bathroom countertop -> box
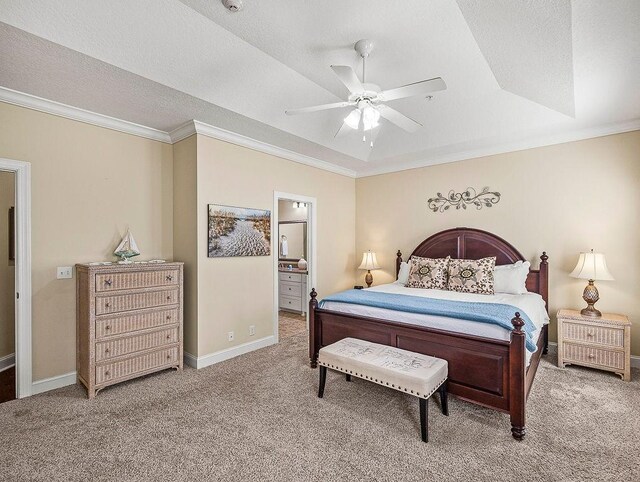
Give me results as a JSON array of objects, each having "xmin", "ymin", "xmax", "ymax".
[{"xmin": 278, "ymin": 267, "xmax": 308, "ymax": 274}]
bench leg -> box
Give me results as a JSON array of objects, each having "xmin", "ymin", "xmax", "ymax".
[
  {"xmin": 419, "ymin": 398, "xmax": 428, "ymax": 443},
  {"xmin": 318, "ymin": 366, "xmax": 327, "ymax": 398},
  {"xmin": 438, "ymin": 382, "xmax": 449, "ymax": 416},
  {"xmin": 345, "ymin": 374, "xmax": 351, "ymax": 382}
]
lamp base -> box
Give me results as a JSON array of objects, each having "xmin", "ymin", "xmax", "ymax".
[
  {"xmin": 365, "ymin": 270, "xmax": 373, "ymax": 288},
  {"xmin": 580, "ymin": 279, "xmax": 601, "ymax": 318}
]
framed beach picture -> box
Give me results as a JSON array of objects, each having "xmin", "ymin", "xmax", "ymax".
[{"xmin": 208, "ymin": 204, "xmax": 271, "ymax": 257}]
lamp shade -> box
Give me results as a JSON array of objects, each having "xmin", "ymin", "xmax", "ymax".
[
  {"xmin": 358, "ymin": 251, "xmax": 381, "ymax": 271},
  {"xmin": 570, "ymin": 250, "xmax": 614, "ymax": 281}
]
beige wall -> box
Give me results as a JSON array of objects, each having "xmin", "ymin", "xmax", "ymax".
[
  {"xmin": 172, "ymin": 135, "xmax": 198, "ymax": 355},
  {"xmin": 356, "ymin": 130, "xmax": 640, "ymax": 355},
  {"xmin": 194, "ymin": 135, "xmax": 356, "ymax": 356},
  {"xmin": 0, "ymin": 102, "xmax": 174, "ymax": 380},
  {"xmin": 0, "ymin": 171, "xmax": 15, "ymax": 359}
]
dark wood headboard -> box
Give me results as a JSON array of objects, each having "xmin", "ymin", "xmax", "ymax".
[{"xmin": 396, "ymin": 227, "xmax": 549, "ymax": 309}]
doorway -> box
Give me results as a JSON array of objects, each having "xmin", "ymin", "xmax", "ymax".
[
  {"xmin": 0, "ymin": 170, "xmax": 15, "ymax": 403},
  {"xmin": 273, "ymin": 192, "xmax": 316, "ymax": 343},
  {"xmin": 0, "ymin": 158, "xmax": 32, "ymax": 399}
]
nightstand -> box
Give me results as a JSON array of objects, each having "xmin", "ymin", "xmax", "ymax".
[{"xmin": 557, "ymin": 309, "xmax": 631, "ymax": 381}]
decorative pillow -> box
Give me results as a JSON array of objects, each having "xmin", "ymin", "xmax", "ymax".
[
  {"xmin": 447, "ymin": 257, "xmax": 496, "ymax": 294},
  {"xmin": 397, "ymin": 261, "xmax": 411, "ymax": 285},
  {"xmin": 494, "ymin": 260, "xmax": 530, "ymax": 294},
  {"xmin": 406, "ymin": 256, "xmax": 450, "ymax": 290}
]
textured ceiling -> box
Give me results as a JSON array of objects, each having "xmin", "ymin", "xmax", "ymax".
[{"xmin": 0, "ymin": 0, "xmax": 638, "ymax": 176}]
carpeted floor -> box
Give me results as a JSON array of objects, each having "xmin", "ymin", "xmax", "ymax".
[
  {"xmin": 1, "ymin": 335, "xmax": 638, "ymax": 481},
  {"xmin": 278, "ymin": 310, "xmax": 307, "ymax": 339}
]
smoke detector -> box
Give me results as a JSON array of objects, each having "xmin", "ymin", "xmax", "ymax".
[{"xmin": 222, "ymin": 0, "xmax": 243, "ymax": 12}]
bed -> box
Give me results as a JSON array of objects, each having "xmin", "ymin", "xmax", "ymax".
[{"xmin": 308, "ymin": 227, "xmax": 549, "ymax": 440}]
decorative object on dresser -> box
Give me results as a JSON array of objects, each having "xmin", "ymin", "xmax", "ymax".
[
  {"xmin": 358, "ymin": 250, "xmax": 380, "ymax": 288},
  {"xmin": 557, "ymin": 309, "xmax": 631, "ymax": 381},
  {"xmin": 279, "ymin": 270, "xmax": 307, "ymax": 315},
  {"xmin": 114, "ymin": 229, "xmax": 140, "ymax": 264},
  {"xmin": 427, "ymin": 187, "xmax": 501, "ymax": 213},
  {"xmin": 76, "ymin": 262, "xmax": 184, "ymax": 398},
  {"xmin": 208, "ymin": 204, "xmax": 271, "ymax": 258},
  {"xmin": 569, "ymin": 250, "xmax": 614, "ymax": 317}
]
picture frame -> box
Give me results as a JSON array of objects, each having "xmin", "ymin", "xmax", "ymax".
[{"xmin": 208, "ymin": 204, "xmax": 271, "ymax": 258}]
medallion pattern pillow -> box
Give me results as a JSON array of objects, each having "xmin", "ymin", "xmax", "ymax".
[
  {"xmin": 406, "ymin": 256, "xmax": 450, "ymax": 290},
  {"xmin": 447, "ymin": 257, "xmax": 496, "ymax": 294}
]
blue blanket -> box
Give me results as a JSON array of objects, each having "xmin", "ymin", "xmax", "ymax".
[{"xmin": 319, "ymin": 289, "xmax": 538, "ymax": 353}]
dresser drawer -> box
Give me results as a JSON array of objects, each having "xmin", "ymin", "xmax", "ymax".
[
  {"xmin": 562, "ymin": 322, "xmax": 624, "ymax": 348},
  {"xmin": 279, "ymin": 272, "xmax": 301, "ymax": 283},
  {"xmin": 95, "ymin": 269, "xmax": 179, "ymax": 292},
  {"xmin": 280, "ymin": 294, "xmax": 302, "ymax": 311},
  {"xmin": 280, "ymin": 281, "xmax": 302, "ymax": 297},
  {"xmin": 562, "ymin": 342, "xmax": 625, "ymax": 370},
  {"xmin": 96, "ymin": 289, "xmax": 178, "ymax": 315},
  {"xmin": 95, "ymin": 327, "xmax": 179, "ymax": 362},
  {"xmin": 96, "ymin": 309, "xmax": 178, "ymax": 339},
  {"xmin": 95, "ymin": 346, "xmax": 179, "ymax": 385}
]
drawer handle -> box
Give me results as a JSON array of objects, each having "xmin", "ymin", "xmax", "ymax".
[
  {"xmin": 166, "ymin": 315, "xmax": 172, "ymax": 320},
  {"xmin": 166, "ymin": 275, "xmax": 173, "ymax": 281},
  {"xmin": 105, "ymin": 370, "xmax": 110, "ymax": 376},
  {"xmin": 166, "ymin": 355, "xmax": 171, "ymax": 360},
  {"xmin": 166, "ymin": 335, "xmax": 171, "ymax": 340},
  {"xmin": 105, "ymin": 348, "xmax": 110, "ymax": 354},
  {"xmin": 588, "ymin": 353, "xmax": 595, "ymax": 359},
  {"xmin": 166, "ymin": 295, "xmax": 171, "ymax": 300},
  {"xmin": 104, "ymin": 279, "xmax": 112, "ymax": 286},
  {"xmin": 105, "ymin": 302, "xmax": 110, "ymax": 308},
  {"xmin": 105, "ymin": 325, "xmax": 111, "ymax": 331},
  {"xmin": 587, "ymin": 331, "xmax": 594, "ymax": 337}
]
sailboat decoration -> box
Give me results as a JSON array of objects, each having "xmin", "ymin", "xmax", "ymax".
[{"xmin": 114, "ymin": 229, "xmax": 140, "ymax": 264}]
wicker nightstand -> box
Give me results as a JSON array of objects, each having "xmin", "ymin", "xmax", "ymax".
[{"xmin": 557, "ymin": 309, "xmax": 631, "ymax": 381}]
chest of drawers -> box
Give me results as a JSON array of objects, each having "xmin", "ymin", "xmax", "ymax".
[
  {"xmin": 76, "ymin": 262, "xmax": 184, "ymax": 398},
  {"xmin": 556, "ymin": 309, "xmax": 631, "ymax": 381}
]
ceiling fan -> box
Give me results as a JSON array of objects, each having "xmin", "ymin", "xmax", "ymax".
[{"xmin": 285, "ymin": 39, "xmax": 446, "ymax": 147}]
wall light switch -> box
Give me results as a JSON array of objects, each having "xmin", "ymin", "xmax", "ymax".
[
  {"xmin": 56, "ymin": 266, "xmax": 73, "ymax": 279},
  {"xmin": 249, "ymin": 325, "xmax": 256, "ymax": 336}
]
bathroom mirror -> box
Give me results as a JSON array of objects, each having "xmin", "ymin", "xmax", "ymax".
[{"xmin": 278, "ymin": 221, "xmax": 307, "ymax": 261}]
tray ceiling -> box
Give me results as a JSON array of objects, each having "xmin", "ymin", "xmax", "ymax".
[{"xmin": 0, "ymin": 0, "xmax": 638, "ymax": 177}]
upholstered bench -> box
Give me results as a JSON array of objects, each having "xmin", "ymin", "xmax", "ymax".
[{"xmin": 317, "ymin": 337, "xmax": 449, "ymax": 442}]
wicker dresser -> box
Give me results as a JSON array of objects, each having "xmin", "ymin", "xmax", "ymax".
[
  {"xmin": 76, "ymin": 262, "xmax": 184, "ymax": 398},
  {"xmin": 557, "ymin": 309, "xmax": 631, "ymax": 381}
]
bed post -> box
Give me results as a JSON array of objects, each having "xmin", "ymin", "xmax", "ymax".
[
  {"xmin": 309, "ymin": 289, "xmax": 319, "ymax": 368},
  {"xmin": 509, "ymin": 313, "xmax": 526, "ymax": 441},
  {"xmin": 396, "ymin": 250, "xmax": 403, "ymax": 279},
  {"xmin": 539, "ymin": 252, "xmax": 549, "ymax": 354}
]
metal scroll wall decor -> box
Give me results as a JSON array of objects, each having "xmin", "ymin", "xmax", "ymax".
[{"xmin": 427, "ymin": 187, "xmax": 501, "ymax": 213}]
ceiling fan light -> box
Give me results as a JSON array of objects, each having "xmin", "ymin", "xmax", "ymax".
[
  {"xmin": 344, "ymin": 109, "xmax": 361, "ymax": 129},
  {"xmin": 362, "ymin": 106, "xmax": 380, "ymax": 131}
]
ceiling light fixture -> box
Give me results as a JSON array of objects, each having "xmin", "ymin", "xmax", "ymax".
[{"xmin": 222, "ymin": 0, "xmax": 243, "ymax": 12}]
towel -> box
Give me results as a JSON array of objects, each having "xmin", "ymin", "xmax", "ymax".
[{"xmin": 280, "ymin": 238, "xmax": 288, "ymax": 257}]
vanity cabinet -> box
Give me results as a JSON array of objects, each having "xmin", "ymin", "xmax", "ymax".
[{"xmin": 279, "ymin": 271, "xmax": 307, "ymax": 314}]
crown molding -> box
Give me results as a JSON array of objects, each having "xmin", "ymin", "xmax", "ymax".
[
  {"xmin": 179, "ymin": 120, "xmax": 357, "ymax": 178},
  {"xmin": 0, "ymin": 86, "xmax": 172, "ymax": 143},
  {"xmin": 357, "ymin": 118, "xmax": 640, "ymax": 178}
]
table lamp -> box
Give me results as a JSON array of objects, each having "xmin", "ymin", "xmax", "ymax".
[
  {"xmin": 569, "ymin": 249, "xmax": 614, "ymax": 317},
  {"xmin": 358, "ymin": 251, "xmax": 380, "ymax": 288}
]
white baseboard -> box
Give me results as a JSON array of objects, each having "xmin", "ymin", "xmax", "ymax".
[
  {"xmin": 31, "ymin": 371, "xmax": 77, "ymax": 395},
  {"xmin": 184, "ymin": 335, "xmax": 276, "ymax": 370},
  {"xmin": 547, "ymin": 341, "xmax": 640, "ymax": 368},
  {"xmin": 0, "ymin": 353, "xmax": 15, "ymax": 372}
]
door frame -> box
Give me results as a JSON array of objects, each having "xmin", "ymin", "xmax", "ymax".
[
  {"xmin": 0, "ymin": 158, "xmax": 32, "ymax": 398},
  {"xmin": 272, "ymin": 191, "xmax": 317, "ymax": 343}
]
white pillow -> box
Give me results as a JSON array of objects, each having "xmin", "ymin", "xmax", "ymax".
[
  {"xmin": 494, "ymin": 260, "xmax": 530, "ymax": 294},
  {"xmin": 397, "ymin": 261, "xmax": 411, "ymax": 285}
]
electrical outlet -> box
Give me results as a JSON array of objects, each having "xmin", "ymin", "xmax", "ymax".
[
  {"xmin": 249, "ymin": 325, "xmax": 256, "ymax": 336},
  {"xmin": 56, "ymin": 266, "xmax": 73, "ymax": 279},
  {"xmin": 228, "ymin": 331, "xmax": 234, "ymax": 342}
]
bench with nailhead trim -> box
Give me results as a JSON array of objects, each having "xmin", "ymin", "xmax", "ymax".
[{"xmin": 317, "ymin": 337, "xmax": 449, "ymax": 443}]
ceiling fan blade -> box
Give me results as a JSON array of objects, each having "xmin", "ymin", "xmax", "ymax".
[
  {"xmin": 380, "ymin": 77, "xmax": 446, "ymax": 102},
  {"xmin": 377, "ymin": 105, "xmax": 423, "ymax": 133},
  {"xmin": 285, "ymin": 101, "xmax": 354, "ymax": 116},
  {"xmin": 331, "ymin": 65, "xmax": 365, "ymax": 94}
]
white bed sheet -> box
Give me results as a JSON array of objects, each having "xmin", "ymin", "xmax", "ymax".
[{"xmin": 321, "ymin": 283, "xmax": 550, "ymax": 365}]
